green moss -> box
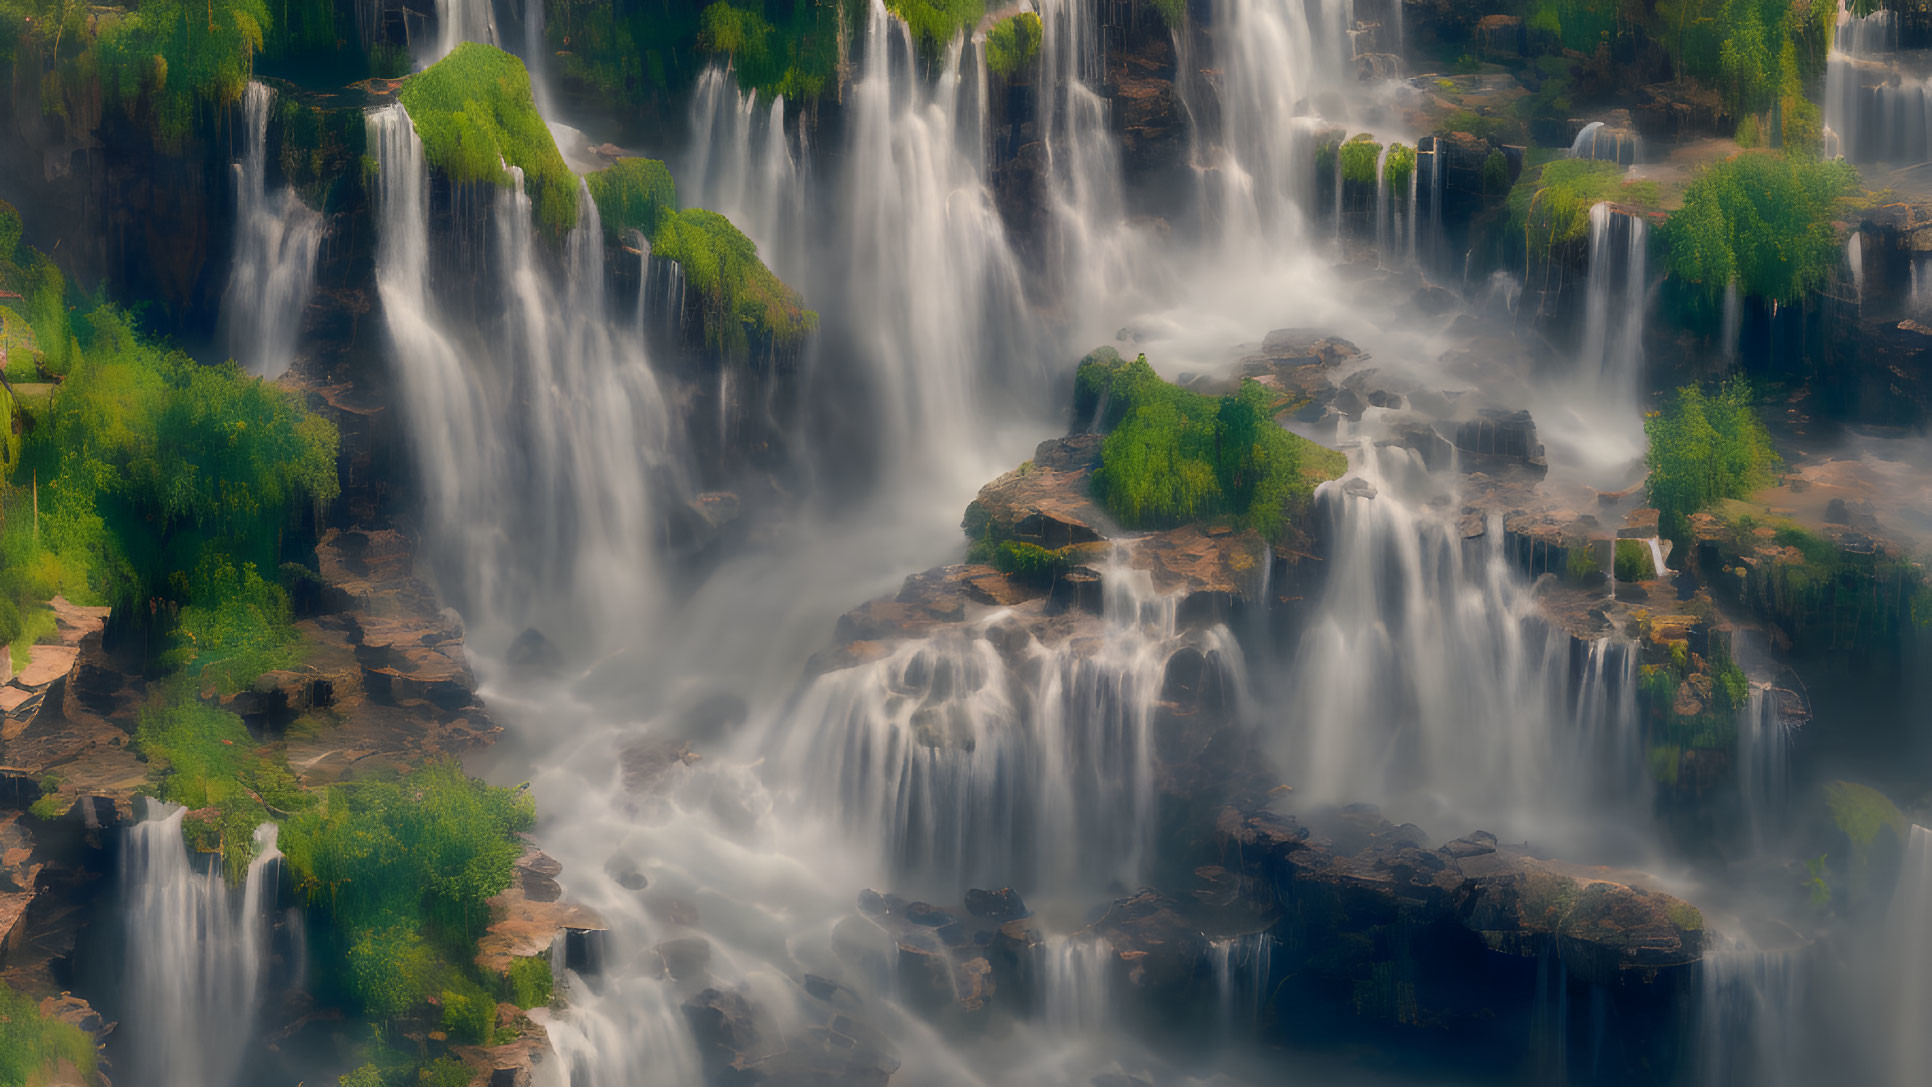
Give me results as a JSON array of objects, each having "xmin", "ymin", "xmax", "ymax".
[
  {"xmin": 1148, "ymin": 0, "xmax": 1186, "ymax": 25},
  {"xmin": 992, "ymin": 540, "xmax": 1075, "ymax": 587},
  {"xmin": 1564, "ymin": 544, "xmax": 1601, "ymax": 583},
  {"xmin": 1824, "ymin": 781, "xmax": 1906, "ymax": 854},
  {"xmin": 1077, "ymin": 350, "xmax": 1343, "ymax": 543},
  {"xmin": 134, "ymin": 689, "xmax": 308, "ymax": 881},
  {"xmin": 985, "ymin": 12, "xmax": 1042, "ymax": 78},
  {"xmin": 1645, "ymin": 378, "xmax": 1780, "ymax": 543},
  {"xmin": 275, "ymin": 97, "xmax": 370, "ymax": 212},
  {"xmin": 1382, "ymin": 143, "xmax": 1416, "ymax": 190},
  {"xmin": 399, "ymin": 44, "xmax": 578, "ymax": 236},
  {"xmin": 652, "ymin": 208, "xmax": 816, "ymax": 354},
  {"xmin": 89, "ymin": 0, "xmax": 268, "ymax": 147},
  {"xmin": 439, "ymin": 977, "xmax": 497, "ymax": 1044},
  {"xmin": 503, "ymin": 955, "xmax": 554, "ymax": 1009},
  {"xmin": 1614, "ymin": 538, "xmax": 1652, "ymax": 582},
  {"xmin": 159, "ymin": 553, "xmax": 301, "ymax": 696},
  {"xmin": 884, "ymin": 0, "xmax": 985, "ymax": 55},
  {"xmin": 1647, "ymin": 743, "xmax": 1682, "ymax": 786},
  {"xmin": 586, "ymin": 158, "xmax": 677, "ymax": 242},
  {"xmin": 0, "ymin": 982, "xmax": 97, "ymax": 1085},
  {"xmin": 1339, "ymin": 136, "xmax": 1381, "ymax": 186},
  {"xmin": 1506, "ymin": 159, "xmax": 1659, "ymax": 257},
  {"xmin": 1440, "ymin": 109, "xmax": 1527, "ymax": 146},
  {"xmin": 1666, "ymin": 902, "xmax": 1704, "ymax": 932},
  {"xmin": 694, "ymin": 0, "xmax": 852, "ymax": 98},
  {"xmin": 1660, "ymin": 151, "xmax": 1857, "ymax": 304}
]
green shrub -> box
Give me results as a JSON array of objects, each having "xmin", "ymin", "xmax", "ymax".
[
  {"xmin": 419, "ymin": 1058, "xmax": 472, "ymax": 1087},
  {"xmin": 693, "ymin": 0, "xmax": 850, "ymax": 98},
  {"xmin": 1078, "ymin": 351, "xmax": 1344, "ymax": 541},
  {"xmin": 1660, "ymin": 151, "xmax": 1857, "ymax": 304},
  {"xmin": 440, "ymin": 978, "xmax": 497, "ymax": 1044},
  {"xmin": 160, "ymin": 552, "xmax": 300, "ymax": 695},
  {"xmin": 340, "ymin": 1066, "xmax": 385, "ymax": 1087},
  {"xmin": 1383, "ymin": 144, "xmax": 1416, "ymax": 190},
  {"xmin": 134, "ymin": 689, "xmax": 308, "ymax": 880},
  {"xmin": 586, "ymin": 158, "xmax": 677, "ymax": 241},
  {"xmin": 503, "ymin": 955, "xmax": 554, "ymax": 1008},
  {"xmin": 1339, "ymin": 136, "xmax": 1381, "ymax": 185},
  {"xmin": 985, "ymin": 12, "xmax": 1042, "ymax": 78},
  {"xmin": 652, "ymin": 208, "xmax": 816, "ymax": 354},
  {"xmin": 399, "ymin": 44, "xmax": 578, "ymax": 236},
  {"xmin": 1506, "ymin": 158, "xmax": 1659, "ymax": 256},
  {"xmin": 1644, "ymin": 378, "xmax": 1781, "ymax": 541},
  {"xmin": 884, "ymin": 0, "xmax": 985, "ymax": 55},
  {"xmin": 1564, "ymin": 544, "xmax": 1601, "ymax": 582},
  {"xmin": 993, "ymin": 540, "xmax": 1074, "ymax": 587},
  {"xmin": 1149, "ymin": 0, "xmax": 1185, "ymax": 25},
  {"xmin": 1614, "ymin": 538, "xmax": 1652, "ymax": 581},
  {"xmin": 93, "ymin": 0, "xmax": 268, "ymax": 147},
  {"xmin": 0, "ymin": 983, "xmax": 97, "ymax": 1085}
]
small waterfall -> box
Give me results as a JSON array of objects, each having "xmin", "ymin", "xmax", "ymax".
[
  {"xmin": 430, "ymin": 0, "xmax": 496, "ymax": 63},
  {"xmin": 1044, "ymin": 934, "xmax": 1114, "ymax": 1032},
  {"xmin": 1735, "ymin": 684, "xmax": 1793, "ymax": 850},
  {"xmin": 776, "ymin": 556, "xmax": 1227, "ymax": 899},
  {"xmin": 1697, "ymin": 938, "xmax": 1806, "ymax": 1087},
  {"xmin": 220, "ymin": 81, "xmax": 322, "ymax": 379},
  {"xmin": 1569, "ymin": 121, "xmax": 1640, "ymax": 165},
  {"xmin": 1579, "ymin": 203, "xmax": 1648, "ymax": 404},
  {"xmin": 1886, "ymin": 825, "xmax": 1932, "ymax": 1085},
  {"xmin": 1210, "ymin": 932, "xmax": 1274, "ymax": 1036},
  {"xmin": 367, "ymin": 104, "xmax": 671, "ymax": 653},
  {"xmin": 1721, "ymin": 280, "xmax": 1742, "ymax": 361},
  {"xmin": 1279, "ymin": 441, "xmax": 1646, "ymax": 851},
  {"xmin": 1824, "ymin": 5, "xmax": 1928, "ymax": 163},
  {"xmin": 1848, "ymin": 232, "xmax": 1866, "ymax": 302},
  {"xmin": 681, "ymin": 66, "xmax": 805, "ymax": 277},
  {"xmin": 121, "ymin": 801, "xmax": 282, "ymax": 1087},
  {"xmin": 1374, "ymin": 142, "xmax": 1392, "ymax": 259},
  {"xmin": 1646, "ymin": 536, "xmax": 1668, "ymax": 578}
]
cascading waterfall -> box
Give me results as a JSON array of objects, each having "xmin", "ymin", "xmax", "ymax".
[
  {"xmin": 1735, "ymin": 684, "xmax": 1793, "ymax": 850},
  {"xmin": 121, "ymin": 801, "xmax": 283, "ymax": 1087},
  {"xmin": 220, "ymin": 81, "xmax": 322, "ymax": 379},
  {"xmin": 1044, "ymin": 934, "xmax": 1115, "ymax": 1033},
  {"xmin": 366, "ymin": 104, "xmax": 672, "ymax": 653},
  {"xmin": 1824, "ymin": 4, "xmax": 1929, "ymax": 163},
  {"xmin": 774, "ymin": 556, "xmax": 1230, "ymax": 899},
  {"xmin": 430, "ymin": 0, "xmax": 496, "ymax": 63},
  {"xmin": 1697, "ymin": 938, "xmax": 1807, "ymax": 1087},
  {"xmin": 681, "ymin": 65, "xmax": 806, "ymax": 276},
  {"xmin": 1278, "ymin": 436, "xmax": 1646, "ymax": 850},
  {"xmin": 1885, "ymin": 825, "xmax": 1932, "ymax": 1086},
  {"xmin": 1210, "ymin": 932, "xmax": 1275, "ymax": 1036},
  {"xmin": 1579, "ymin": 202, "xmax": 1649, "ymax": 405}
]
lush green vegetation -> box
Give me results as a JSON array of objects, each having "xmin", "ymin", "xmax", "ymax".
[
  {"xmin": 0, "ymin": 983, "xmax": 96, "ymax": 1087},
  {"xmin": 1075, "ymin": 348, "xmax": 1345, "ymax": 542},
  {"xmin": 884, "ymin": 0, "xmax": 985, "ymax": 55},
  {"xmin": 276, "ymin": 96, "xmax": 372, "ymax": 213},
  {"xmin": 1148, "ymin": 0, "xmax": 1186, "ymax": 26},
  {"xmin": 1660, "ymin": 152, "xmax": 1857, "ymax": 305},
  {"xmin": 1639, "ymin": 634, "xmax": 1750, "ymax": 755},
  {"xmin": 1711, "ymin": 510, "xmax": 1932, "ymax": 655},
  {"xmin": 504, "ymin": 955, "xmax": 555, "ymax": 1009},
  {"xmin": 696, "ymin": 0, "xmax": 855, "ymax": 98},
  {"xmin": 280, "ymin": 761, "xmax": 535, "ymax": 1024},
  {"xmin": 1644, "ymin": 379, "xmax": 1781, "ymax": 542},
  {"xmin": 1506, "ymin": 158, "xmax": 1659, "ymax": 256},
  {"xmin": 400, "ymin": 44, "xmax": 580, "ymax": 236},
  {"xmin": 1614, "ymin": 538, "xmax": 1652, "ymax": 582},
  {"xmin": 985, "ymin": 11, "xmax": 1042, "ymax": 78},
  {"xmin": 587, "ymin": 158, "xmax": 678, "ymax": 241},
  {"xmin": 136, "ymin": 691, "xmax": 309, "ymax": 878},
  {"xmin": 1339, "ymin": 136, "xmax": 1382, "ymax": 186},
  {"xmin": 1383, "ymin": 144, "xmax": 1417, "ymax": 190},
  {"xmin": 653, "ymin": 208, "xmax": 817, "ymax": 354}
]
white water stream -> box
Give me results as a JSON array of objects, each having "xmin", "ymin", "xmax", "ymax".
[{"xmin": 220, "ymin": 81, "xmax": 322, "ymax": 379}]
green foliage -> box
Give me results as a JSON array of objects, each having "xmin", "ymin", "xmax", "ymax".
[
  {"xmin": 92, "ymin": 0, "xmax": 268, "ymax": 146},
  {"xmin": 1077, "ymin": 351, "xmax": 1343, "ymax": 542},
  {"xmin": 281, "ymin": 761, "xmax": 534, "ymax": 1019},
  {"xmin": 693, "ymin": 0, "xmax": 852, "ymax": 98},
  {"xmin": 134, "ymin": 689, "xmax": 307, "ymax": 880},
  {"xmin": 1439, "ymin": 108, "xmax": 1527, "ymax": 146},
  {"xmin": 1148, "ymin": 0, "xmax": 1186, "ymax": 25},
  {"xmin": 0, "ymin": 983, "xmax": 97, "ymax": 1086},
  {"xmin": 159, "ymin": 552, "xmax": 300, "ymax": 695},
  {"xmin": 276, "ymin": 97, "xmax": 371, "ymax": 212},
  {"xmin": 586, "ymin": 158, "xmax": 677, "ymax": 242},
  {"xmin": 1666, "ymin": 902, "xmax": 1705, "ymax": 932},
  {"xmin": 1644, "ymin": 378, "xmax": 1781, "ymax": 542},
  {"xmin": 1803, "ymin": 854, "xmax": 1832, "ymax": 910},
  {"xmin": 991, "ymin": 540, "xmax": 1075, "ymax": 587},
  {"xmin": 1564, "ymin": 544, "xmax": 1601, "ymax": 582},
  {"xmin": 439, "ymin": 978, "xmax": 497, "ymax": 1044},
  {"xmin": 1481, "ymin": 150, "xmax": 1510, "ymax": 196},
  {"xmin": 1614, "ymin": 538, "xmax": 1652, "ymax": 581},
  {"xmin": 1383, "ymin": 144, "xmax": 1416, "ymax": 190},
  {"xmin": 883, "ymin": 0, "xmax": 985, "ymax": 55},
  {"xmin": 652, "ymin": 208, "xmax": 816, "ymax": 354},
  {"xmin": 1506, "ymin": 159, "xmax": 1659, "ymax": 257},
  {"xmin": 1646, "ymin": 742, "xmax": 1682, "ymax": 785},
  {"xmin": 984, "ymin": 12, "xmax": 1042, "ymax": 78},
  {"xmin": 1824, "ymin": 780, "xmax": 1906, "ymax": 852},
  {"xmin": 1660, "ymin": 152, "xmax": 1857, "ymax": 304},
  {"xmin": 1525, "ymin": 0, "xmax": 1619, "ymax": 53},
  {"xmin": 418, "ymin": 1059, "xmax": 473, "ymax": 1087},
  {"xmin": 504, "ymin": 955, "xmax": 554, "ymax": 1009},
  {"xmin": 340, "ymin": 1066, "xmax": 385, "ymax": 1087},
  {"xmin": 399, "ymin": 44, "xmax": 578, "ymax": 236},
  {"xmin": 1339, "ymin": 136, "xmax": 1382, "ymax": 186}
]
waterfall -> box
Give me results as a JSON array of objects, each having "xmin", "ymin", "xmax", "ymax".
[
  {"xmin": 367, "ymin": 104, "xmax": 671, "ymax": 654},
  {"xmin": 1569, "ymin": 121, "xmax": 1640, "ymax": 165},
  {"xmin": 774, "ymin": 555, "xmax": 1227, "ymax": 899},
  {"xmin": 1210, "ymin": 932, "xmax": 1274, "ymax": 1036},
  {"xmin": 1824, "ymin": 5, "xmax": 1927, "ymax": 163},
  {"xmin": 1735, "ymin": 684, "xmax": 1792, "ymax": 850},
  {"xmin": 1277, "ymin": 441, "xmax": 1646, "ymax": 851},
  {"xmin": 681, "ymin": 66, "xmax": 805, "ymax": 277},
  {"xmin": 121, "ymin": 801, "xmax": 282, "ymax": 1087},
  {"xmin": 1579, "ymin": 203, "xmax": 1647, "ymax": 405},
  {"xmin": 220, "ymin": 81, "xmax": 322, "ymax": 379},
  {"xmin": 1886, "ymin": 825, "xmax": 1932, "ymax": 1085},
  {"xmin": 1849, "ymin": 232, "xmax": 1866, "ymax": 302},
  {"xmin": 1044, "ymin": 934, "xmax": 1114, "ymax": 1033},
  {"xmin": 1697, "ymin": 938, "xmax": 1807, "ymax": 1087},
  {"xmin": 430, "ymin": 0, "xmax": 496, "ymax": 63}
]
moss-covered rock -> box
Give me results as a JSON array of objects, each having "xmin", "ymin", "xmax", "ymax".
[
  {"xmin": 985, "ymin": 11, "xmax": 1042, "ymax": 79},
  {"xmin": 399, "ymin": 43, "xmax": 578, "ymax": 236},
  {"xmin": 652, "ymin": 208, "xmax": 816, "ymax": 354},
  {"xmin": 587, "ymin": 157, "xmax": 677, "ymax": 241},
  {"xmin": 885, "ymin": 0, "xmax": 985, "ymax": 55}
]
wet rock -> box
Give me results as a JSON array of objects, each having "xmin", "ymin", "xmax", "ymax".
[
  {"xmin": 505, "ymin": 627, "xmax": 565, "ymax": 682},
  {"xmin": 963, "ymin": 887, "xmax": 1029, "ymax": 923},
  {"xmin": 655, "ymin": 937, "xmax": 713, "ymax": 982}
]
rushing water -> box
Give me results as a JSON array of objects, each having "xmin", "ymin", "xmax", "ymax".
[
  {"xmin": 120, "ymin": 801, "xmax": 283, "ymax": 1087},
  {"xmin": 1885, "ymin": 825, "xmax": 1932, "ymax": 1085},
  {"xmin": 1580, "ymin": 202, "xmax": 1649, "ymax": 408},
  {"xmin": 1824, "ymin": 4, "xmax": 1930, "ymax": 162},
  {"xmin": 220, "ymin": 81, "xmax": 322, "ymax": 379}
]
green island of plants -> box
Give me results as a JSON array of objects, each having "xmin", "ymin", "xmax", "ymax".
[
  {"xmin": 985, "ymin": 11, "xmax": 1043, "ymax": 78},
  {"xmin": 0, "ymin": 982, "xmax": 97, "ymax": 1087},
  {"xmin": 1659, "ymin": 151, "xmax": 1859, "ymax": 306},
  {"xmin": 587, "ymin": 157, "xmax": 679, "ymax": 241},
  {"xmin": 1506, "ymin": 157, "xmax": 1660, "ymax": 258},
  {"xmin": 652, "ymin": 208, "xmax": 818, "ymax": 354},
  {"xmin": 1074, "ymin": 348, "xmax": 1346, "ymax": 543},
  {"xmin": 1383, "ymin": 143, "xmax": 1417, "ymax": 189},
  {"xmin": 1644, "ymin": 378, "xmax": 1781, "ymax": 544},
  {"xmin": 400, "ymin": 43, "xmax": 580, "ymax": 236}
]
